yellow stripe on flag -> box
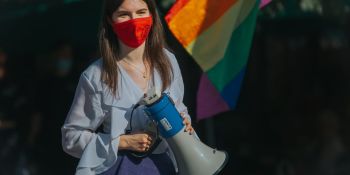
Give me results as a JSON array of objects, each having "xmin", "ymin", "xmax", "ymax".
[{"xmin": 185, "ymin": 0, "xmax": 257, "ymax": 71}]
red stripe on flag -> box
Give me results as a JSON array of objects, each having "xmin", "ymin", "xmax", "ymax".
[{"xmin": 165, "ymin": 0, "xmax": 190, "ymax": 23}]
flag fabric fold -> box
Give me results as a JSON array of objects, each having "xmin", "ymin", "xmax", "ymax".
[{"xmin": 166, "ymin": 0, "xmax": 270, "ymax": 120}]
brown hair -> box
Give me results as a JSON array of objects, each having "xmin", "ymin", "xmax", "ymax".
[{"xmin": 99, "ymin": 0, "xmax": 173, "ymax": 95}]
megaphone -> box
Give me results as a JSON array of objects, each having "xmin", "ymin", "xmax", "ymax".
[{"xmin": 143, "ymin": 91, "xmax": 228, "ymax": 175}]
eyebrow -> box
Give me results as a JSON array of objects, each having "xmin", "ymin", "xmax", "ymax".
[
  {"xmin": 116, "ymin": 8, "xmax": 148, "ymax": 13},
  {"xmin": 137, "ymin": 8, "xmax": 148, "ymax": 12}
]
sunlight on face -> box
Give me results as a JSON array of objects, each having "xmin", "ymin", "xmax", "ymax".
[{"xmin": 112, "ymin": 0, "xmax": 150, "ymax": 23}]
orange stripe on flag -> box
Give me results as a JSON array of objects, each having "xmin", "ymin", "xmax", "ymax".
[
  {"xmin": 165, "ymin": 0, "xmax": 190, "ymax": 23},
  {"xmin": 167, "ymin": 0, "xmax": 238, "ymax": 47}
]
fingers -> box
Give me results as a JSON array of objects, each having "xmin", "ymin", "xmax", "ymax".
[
  {"xmin": 132, "ymin": 133, "xmax": 152, "ymax": 142},
  {"xmin": 137, "ymin": 142, "xmax": 151, "ymax": 152},
  {"xmin": 181, "ymin": 113, "xmax": 190, "ymax": 125},
  {"xmin": 183, "ymin": 118, "xmax": 190, "ymax": 125},
  {"xmin": 185, "ymin": 126, "xmax": 194, "ymax": 135},
  {"xmin": 139, "ymin": 134, "xmax": 152, "ymax": 152},
  {"xmin": 189, "ymin": 127, "xmax": 194, "ymax": 135},
  {"xmin": 145, "ymin": 134, "xmax": 152, "ymax": 143},
  {"xmin": 127, "ymin": 132, "xmax": 153, "ymax": 152},
  {"xmin": 134, "ymin": 142, "xmax": 150, "ymax": 152},
  {"xmin": 181, "ymin": 114, "xmax": 194, "ymax": 135},
  {"xmin": 138, "ymin": 134, "xmax": 152, "ymax": 144},
  {"xmin": 143, "ymin": 145, "xmax": 150, "ymax": 152},
  {"xmin": 183, "ymin": 120, "xmax": 194, "ymax": 135}
]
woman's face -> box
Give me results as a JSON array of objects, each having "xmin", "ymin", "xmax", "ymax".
[{"xmin": 112, "ymin": 0, "xmax": 150, "ymax": 23}]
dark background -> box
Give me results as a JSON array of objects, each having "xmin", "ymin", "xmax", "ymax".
[{"xmin": 2, "ymin": 0, "xmax": 350, "ymax": 174}]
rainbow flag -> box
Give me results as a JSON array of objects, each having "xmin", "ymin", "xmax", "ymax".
[{"xmin": 166, "ymin": 0, "xmax": 270, "ymax": 120}]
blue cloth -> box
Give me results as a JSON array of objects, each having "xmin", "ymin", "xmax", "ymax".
[{"xmin": 99, "ymin": 152, "xmax": 176, "ymax": 175}]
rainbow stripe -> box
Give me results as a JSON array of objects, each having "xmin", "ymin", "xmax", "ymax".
[{"xmin": 166, "ymin": 0, "xmax": 269, "ymax": 120}]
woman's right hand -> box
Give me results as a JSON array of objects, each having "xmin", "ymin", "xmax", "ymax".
[{"xmin": 119, "ymin": 132, "xmax": 152, "ymax": 152}]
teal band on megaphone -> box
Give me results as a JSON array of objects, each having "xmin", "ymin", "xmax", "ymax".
[{"xmin": 144, "ymin": 94, "xmax": 184, "ymax": 138}]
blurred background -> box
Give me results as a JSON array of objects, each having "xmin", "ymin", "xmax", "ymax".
[{"xmin": 2, "ymin": 0, "xmax": 350, "ymax": 174}]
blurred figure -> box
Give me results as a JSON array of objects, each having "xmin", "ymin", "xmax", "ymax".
[
  {"xmin": 0, "ymin": 49, "xmax": 19, "ymax": 175},
  {"xmin": 53, "ymin": 43, "xmax": 75, "ymax": 77},
  {"xmin": 313, "ymin": 110, "xmax": 348, "ymax": 175},
  {"xmin": 34, "ymin": 41, "xmax": 78, "ymax": 175},
  {"xmin": 0, "ymin": 49, "xmax": 35, "ymax": 175},
  {"xmin": 276, "ymin": 109, "xmax": 350, "ymax": 175}
]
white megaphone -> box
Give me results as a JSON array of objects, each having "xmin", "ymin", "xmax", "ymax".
[{"xmin": 143, "ymin": 89, "xmax": 228, "ymax": 175}]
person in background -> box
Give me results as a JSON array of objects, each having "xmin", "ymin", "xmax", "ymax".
[
  {"xmin": 0, "ymin": 49, "xmax": 19, "ymax": 175},
  {"xmin": 34, "ymin": 41, "xmax": 78, "ymax": 175},
  {"xmin": 0, "ymin": 49, "xmax": 37, "ymax": 174}
]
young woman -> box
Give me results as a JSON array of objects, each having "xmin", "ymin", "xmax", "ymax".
[{"xmin": 61, "ymin": 0, "xmax": 194, "ymax": 174}]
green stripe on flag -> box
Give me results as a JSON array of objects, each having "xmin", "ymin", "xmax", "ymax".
[{"xmin": 206, "ymin": 1, "xmax": 259, "ymax": 91}]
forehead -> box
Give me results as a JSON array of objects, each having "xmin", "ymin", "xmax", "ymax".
[{"xmin": 117, "ymin": 0, "xmax": 148, "ymax": 11}]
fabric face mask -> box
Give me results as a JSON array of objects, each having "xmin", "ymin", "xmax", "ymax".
[{"xmin": 112, "ymin": 16, "xmax": 153, "ymax": 48}]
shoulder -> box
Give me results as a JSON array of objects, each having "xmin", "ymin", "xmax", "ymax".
[
  {"xmin": 81, "ymin": 58, "xmax": 102, "ymax": 80},
  {"xmin": 163, "ymin": 48, "xmax": 181, "ymax": 76},
  {"xmin": 163, "ymin": 48, "xmax": 177, "ymax": 65},
  {"xmin": 80, "ymin": 58, "xmax": 103, "ymax": 91}
]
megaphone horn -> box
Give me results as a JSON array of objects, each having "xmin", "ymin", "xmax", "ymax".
[{"xmin": 143, "ymin": 92, "xmax": 228, "ymax": 175}]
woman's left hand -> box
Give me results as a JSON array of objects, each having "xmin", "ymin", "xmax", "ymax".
[{"xmin": 181, "ymin": 112, "xmax": 194, "ymax": 135}]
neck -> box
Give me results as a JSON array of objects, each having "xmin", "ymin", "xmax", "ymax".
[{"xmin": 119, "ymin": 42, "xmax": 146, "ymax": 64}]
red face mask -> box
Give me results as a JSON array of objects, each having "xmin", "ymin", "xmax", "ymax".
[{"xmin": 112, "ymin": 16, "xmax": 153, "ymax": 48}]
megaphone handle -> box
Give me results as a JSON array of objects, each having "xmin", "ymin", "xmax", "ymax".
[{"xmin": 125, "ymin": 103, "xmax": 140, "ymax": 134}]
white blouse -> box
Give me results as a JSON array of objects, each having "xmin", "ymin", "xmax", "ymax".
[{"xmin": 61, "ymin": 49, "xmax": 191, "ymax": 175}]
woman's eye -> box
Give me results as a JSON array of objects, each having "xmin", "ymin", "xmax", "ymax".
[
  {"xmin": 137, "ymin": 10, "xmax": 148, "ymax": 15},
  {"xmin": 118, "ymin": 14, "xmax": 128, "ymax": 17}
]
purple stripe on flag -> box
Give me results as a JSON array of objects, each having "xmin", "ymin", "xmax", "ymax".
[
  {"xmin": 197, "ymin": 74, "xmax": 230, "ymax": 121},
  {"xmin": 259, "ymin": 0, "xmax": 271, "ymax": 8}
]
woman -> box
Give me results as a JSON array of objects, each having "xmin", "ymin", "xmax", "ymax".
[{"xmin": 61, "ymin": 0, "xmax": 194, "ymax": 174}]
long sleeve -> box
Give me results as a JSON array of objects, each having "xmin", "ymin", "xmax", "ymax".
[
  {"xmin": 61, "ymin": 72, "xmax": 105, "ymax": 158},
  {"xmin": 166, "ymin": 50, "xmax": 192, "ymax": 123},
  {"xmin": 61, "ymin": 70, "xmax": 120, "ymax": 174}
]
